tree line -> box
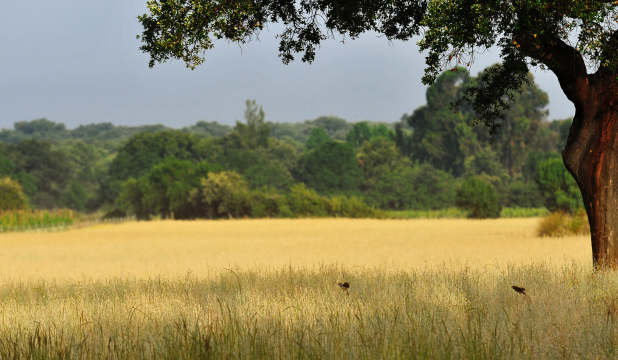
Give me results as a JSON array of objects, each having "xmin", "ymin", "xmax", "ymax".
[{"xmin": 0, "ymin": 66, "xmax": 579, "ymax": 219}]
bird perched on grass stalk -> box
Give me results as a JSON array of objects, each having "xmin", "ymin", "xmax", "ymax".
[
  {"xmin": 338, "ymin": 282, "xmax": 350, "ymax": 295},
  {"xmin": 511, "ymin": 285, "xmax": 526, "ymax": 295}
]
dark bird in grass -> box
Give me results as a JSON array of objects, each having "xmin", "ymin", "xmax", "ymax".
[
  {"xmin": 338, "ymin": 282, "xmax": 350, "ymax": 295},
  {"xmin": 511, "ymin": 286, "xmax": 526, "ymax": 295}
]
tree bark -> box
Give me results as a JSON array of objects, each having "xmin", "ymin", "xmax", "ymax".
[{"xmin": 562, "ymin": 78, "xmax": 618, "ymax": 268}]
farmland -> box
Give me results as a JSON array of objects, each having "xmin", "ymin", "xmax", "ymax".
[{"xmin": 0, "ymin": 218, "xmax": 609, "ymax": 359}]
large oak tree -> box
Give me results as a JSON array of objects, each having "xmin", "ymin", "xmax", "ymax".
[{"xmin": 138, "ymin": 0, "xmax": 618, "ymax": 267}]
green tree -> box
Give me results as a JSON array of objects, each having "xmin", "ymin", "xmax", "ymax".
[
  {"xmin": 535, "ymin": 158, "xmax": 583, "ymax": 213},
  {"xmin": 202, "ymin": 171, "xmax": 248, "ymax": 218},
  {"xmin": 117, "ymin": 157, "xmax": 212, "ymax": 220},
  {"xmin": 456, "ymin": 177, "xmax": 501, "ymax": 219},
  {"xmin": 403, "ymin": 70, "xmax": 479, "ymax": 176},
  {"xmin": 293, "ymin": 141, "xmax": 363, "ymax": 195},
  {"xmin": 305, "ymin": 127, "xmax": 331, "ymax": 150},
  {"xmin": 0, "ymin": 177, "xmax": 29, "ymax": 210},
  {"xmin": 228, "ymin": 100, "xmax": 270, "ymax": 150},
  {"xmin": 62, "ymin": 180, "xmax": 88, "ymax": 212},
  {"xmin": 105, "ymin": 131, "xmax": 206, "ymax": 203},
  {"xmin": 365, "ymin": 164, "xmax": 455, "ymax": 211},
  {"xmin": 138, "ymin": 0, "xmax": 618, "ymax": 266},
  {"xmin": 346, "ymin": 122, "xmax": 394, "ymax": 148},
  {"xmin": 1, "ymin": 139, "xmax": 72, "ymax": 208}
]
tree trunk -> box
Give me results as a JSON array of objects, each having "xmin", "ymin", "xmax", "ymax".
[{"xmin": 562, "ymin": 91, "xmax": 618, "ymax": 268}]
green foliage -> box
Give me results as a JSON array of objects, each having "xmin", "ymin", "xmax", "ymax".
[
  {"xmin": 506, "ymin": 180, "xmax": 544, "ymax": 208},
  {"xmin": 294, "ymin": 141, "xmax": 363, "ymax": 195},
  {"xmin": 501, "ymin": 207, "xmax": 549, "ymax": 218},
  {"xmin": 106, "ymin": 131, "xmax": 206, "ymax": 203},
  {"xmin": 1, "ymin": 139, "xmax": 72, "ymax": 207},
  {"xmin": 117, "ymin": 157, "xmax": 212, "ymax": 220},
  {"xmin": 305, "ymin": 127, "xmax": 331, "ymax": 150},
  {"xmin": 202, "ymin": 171, "xmax": 249, "ymax": 218},
  {"xmin": 182, "ymin": 121, "xmax": 233, "ymax": 138},
  {"xmin": 285, "ymin": 183, "xmax": 329, "ymax": 217},
  {"xmin": 463, "ymin": 147, "xmax": 510, "ymax": 202},
  {"xmin": 365, "ymin": 163, "xmax": 456, "ymax": 211},
  {"xmin": 402, "ymin": 70, "xmax": 478, "ymax": 176},
  {"xmin": 388, "ymin": 207, "xmax": 467, "ymax": 219},
  {"xmin": 328, "ymin": 195, "xmax": 385, "ymax": 218},
  {"xmin": 228, "ymin": 100, "xmax": 270, "ymax": 150},
  {"xmin": 61, "ymin": 180, "xmax": 88, "ymax": 212},
  {"xmin": 245, "ymin": 188, "xmax": 292, "ymax": 218},
  {"xmin": 346, "ymin": 122, "xmax": 394, "ymax": 148},
  {"xmin": 0, "ymin": 209, "xmax": 73, "ymax": 232},
  {"xmin": 357, "ymin": 138, "xmax": 403, "ymax": 180},
  {"xmin": 0, "ymin": 177, "xmax": 29, "ymax": 210},
  {"xmin": 535, "ymin": 158, "xmax": 583, "ymax": 213},
  {"xmin": 456, "ymin": 177, "xmax": 501, "ymax": 219}
]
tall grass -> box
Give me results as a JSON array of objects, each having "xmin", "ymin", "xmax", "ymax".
[
  {"xmin": 0, "ymin": 209, "xmax": 73, "ymax": 232},
  {"xmin": 1, "ymin": 263, "xmax": 617, "ymax": 359}
]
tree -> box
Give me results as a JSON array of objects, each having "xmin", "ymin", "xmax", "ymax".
[
  {"xmin": 1, "ymin": 139, "xmax": 72, "ymax": 207},
  {"xmin": 305, "ymin": 127, "xmax": 331, "ymax": 150},
  {"xmin": 138, "ymin": 0, "xmax": 618, "ymax": 267},
  {"xmin": 536, "ymin": 158, "xmax": 583, "ymax": 213},
  {"xmin": 105, "ymin": 131, "xmax": 206, "ymax": 202},
  {"xmin": 456, "ymin": 177, "xmax": 501, "ymax": 219},
  {"xmin": 293, "ymin": 141, "xmax": 363, "ymax": 195},
  {"xmin": 346, "ymin": 122, "xmax": 394, "ymax": 148},
  {"xmin": 0, "ymin": 177, "xmax": 29, "ymax": 211},
  {"xmin": 202, "ymin": 171, "xmax": 248, "ymax": 218},
  {"xmin": 227, "ymin": 100, "xmax": 270, "ymax": 150}
]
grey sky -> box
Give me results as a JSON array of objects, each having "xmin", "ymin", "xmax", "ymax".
[{"xmin": 0, "ymin": 0, "xmax": 574, "ymax": 130}]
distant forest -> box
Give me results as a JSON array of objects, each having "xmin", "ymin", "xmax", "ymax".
[{"xmin": 0, "ymin": 67, "xmax": 580, "ymax": 219}]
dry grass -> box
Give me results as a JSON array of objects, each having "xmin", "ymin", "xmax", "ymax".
[
  {"xmin": 0, "ymin": 218, "xmax": 591, "ymax": 280},
  {"xmin": 0, "ymin": 218, "xmax": 602, "ymax": 359}
]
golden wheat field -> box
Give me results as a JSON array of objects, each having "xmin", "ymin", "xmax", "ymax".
[
  {"xmin": 0, "ymin": 218, "xmax": 591, "ymax": 280},
  {"xmin": 2, "ymin": 218, "xmax": 615, "ymax": 360}
]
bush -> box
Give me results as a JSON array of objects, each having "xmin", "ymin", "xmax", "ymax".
[
  {"xmin": 328, "ymin": 195, "xmax": 385, "ymax": 218},
  {"xmin": 0, "ymin": 177, "xmax": 28, "ymax": 210},
  {"xmin": 455, "ymin": 177, "xmax": 501, "ymax": 219},
  {"xmin": 537, "ymin": 209, "xmax": 590, "ymax": 237},
  {"xmin": 246, "ymin": 189, "xmax": 292, "ymax": 218},
  {"xmin": 286, "ymin": 183, "xmax": 329, "ymax": 217},
  {"xmin": 102, "ymin": 208, "xmax": 127, "ymax": 220}
]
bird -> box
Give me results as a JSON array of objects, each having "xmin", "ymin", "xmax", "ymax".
[
  {"xmin": 511, "ymin": 285, "xmax": 526, "ymax": 295},
  {"xmin": 338, "ymin": 282, "xmax": 350, "ymax": 295}
]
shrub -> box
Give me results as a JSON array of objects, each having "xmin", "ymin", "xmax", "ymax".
[
  {"xmin": 285, "ymin": 183, "xmax": 329, "ymax": 217},
  {"xmin": 246, "ymin": 189, "xmax": 291, "ymax": 218},
  {"xmin": 102, "ymin": 208, "xmax": 127, "ymax": 220},
  {"xmin": 328, "ymin": 195, "xmax": 385, "ymax": 218},
  {"xmin": 537, "ymin": 209, "xmax": 590, "ymax": 237},
  {"xmin": 455, "ymin": 177, "xmax": 501, "ymax": 219},
  {"xmin": 0, "ymin": 177, "xmax": 29, "ymax": 210}
]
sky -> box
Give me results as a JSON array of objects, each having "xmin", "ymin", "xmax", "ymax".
[{"xmin": 0, "ymin": 0, "xmax": 575, "ymax": 130}]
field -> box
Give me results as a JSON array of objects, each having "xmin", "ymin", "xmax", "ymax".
[{"xmin": 2, "ymin": 218, "xmax": 614, "ymax": 359}]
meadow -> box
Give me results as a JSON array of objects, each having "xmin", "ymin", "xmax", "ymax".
[{"xmin": 1, "ymin": 218, "xmax": 611, "ymax": 359}]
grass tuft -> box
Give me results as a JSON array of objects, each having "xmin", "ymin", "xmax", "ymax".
[{"xmin": 537, "ymin": 209, "xmax": 590, "ymax": 237}]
